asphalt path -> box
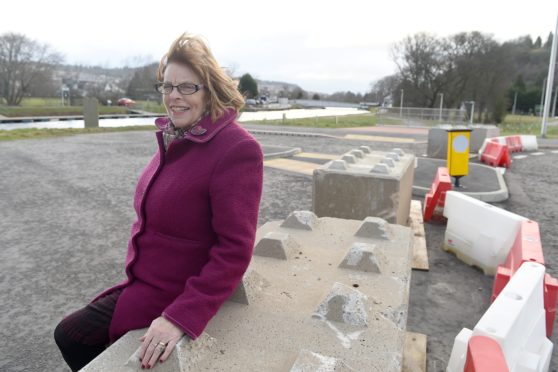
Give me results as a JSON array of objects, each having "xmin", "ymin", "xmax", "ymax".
[{"xmin": 0, "ymin": 128, "xmax": 557, "ymax": 371}]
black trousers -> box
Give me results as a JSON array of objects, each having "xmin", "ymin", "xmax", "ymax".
[{"xmin": 54, "ymin": 289, "xmax": 122, "ymax": 372}]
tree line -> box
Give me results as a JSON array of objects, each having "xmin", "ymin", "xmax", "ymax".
[
  {"xmin": 1, "ymin": 31, "xmax": 555, "ymax": 122},
  {"xmin": 370, "ymin": 31, "xmax": 555, "ymax": 122}
]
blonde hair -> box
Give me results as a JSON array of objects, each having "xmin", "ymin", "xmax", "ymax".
[{"xmin": 157, "ymin": 33, "xmax": 244, "ymax": 122}]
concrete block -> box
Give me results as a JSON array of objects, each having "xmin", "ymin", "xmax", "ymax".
[
  {"xmin": 290, "ymin": 350, "xmax": 353, "ymax": 371},
  {"xmin": 85, "ymin": 213, "xmax": 413, "ymax": 371},
  {"xmin": 443, "ymin": 191, "xmax": 527, "ymax": 275},
  {"xmin": 313, "ymin": 148, "xmax": 415, "ymax": 225},
  {"xmin": 428, "ymin": 125, "xmax": 500, "ymax": 158},
  {"xmin": 470, "ymin": 125, "xmax": 500, "ymax": 153},
  {"xmin": 253, "ymin": 231, "xmax": 299, "ymax": 260},
  {"xmin": 81, "ymin": 330, "xmax": 216, "ymax": 372},
  {"xmin": 447, "ymin": 262, "xmax": 553, "ymax": 372},
  {"xmin": 83, "ymin": 97, "xmax": 99, "ymax": 128},
  {"xmin": 338, "ymin": 242, "xmax": 384, "ymax": 273},
  {"xmin": 280, "ymin": 210, "xmax": 319, "ymax": 231}
]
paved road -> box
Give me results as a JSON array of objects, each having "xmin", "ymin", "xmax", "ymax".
[{"xmin": 0, "ymin": 128, "xmax": 557, "ymax": 371}]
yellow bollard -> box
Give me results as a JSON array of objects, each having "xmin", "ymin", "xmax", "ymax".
[{"xmin": 446, "ymin": 128, "xmax": 472, "ymax": 188}]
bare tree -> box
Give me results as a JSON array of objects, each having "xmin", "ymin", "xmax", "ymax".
[
  {"xmin": 369, "ymin": 74, "xmax": 400, "ymax": 104},
  {"xmin": 392, "ymin": 33, "xmax": 452, "ymax": 108},
  {"xmin": 0, "ymin": 33, "xmax": 63, "ymax": 105}
]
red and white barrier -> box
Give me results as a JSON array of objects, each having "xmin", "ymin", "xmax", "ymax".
[
  {"xmin": 492, "ymin": 220, "xmax": 558, "ymax": 337},
  {"xmin": 480, "ymin": 141, "xmax": 512, "ymax": 168},
  {"xmin": 520, "ymin": 135, "xmax": 538, "ymax": 151},
  {"xmin": 464, "ymin": 336, "xmax": 509, "ymax": 372},
  {"xmin": 423, "ymin": 167, "xmax": 452, "ymax": 222},
  {"xmin": 447, "ymin": 262, "xmax": 553, "ymax": 372},
  {"xmin": 443, "ymin": 191, "xmax": 527, "ymax": 275},
  {"xmin": 505, "ymin": 136, "xmax": 523, "ymax": 153}
]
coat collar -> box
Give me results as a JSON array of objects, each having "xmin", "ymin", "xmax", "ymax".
[{"xmin": 155, "ymin": 108, "xmax": 238, "ymax": 145}]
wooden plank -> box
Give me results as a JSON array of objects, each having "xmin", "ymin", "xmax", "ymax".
[
  {"xmin": 403, "ymin": 332, "xmax": 427, "ymax": 372},
  {"xmin": 409, "ymin": 200, "xmax": 429, "ymax": 271}
]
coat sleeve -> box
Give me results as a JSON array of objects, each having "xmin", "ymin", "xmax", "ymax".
[{"xmin": 162, "ymin": 137, "xmax": 263, "ymax": 339}]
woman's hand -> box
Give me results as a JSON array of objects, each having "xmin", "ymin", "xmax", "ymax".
[{"xmin": 138, "ymin": 316, "xmax": 184, "ymax": 369}]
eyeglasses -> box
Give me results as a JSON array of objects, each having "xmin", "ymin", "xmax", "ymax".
[{"xmin": 154, "ymin": 82, "xmax": 204, "ymax": 95}]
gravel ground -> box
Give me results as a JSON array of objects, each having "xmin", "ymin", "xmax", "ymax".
[{"xmin": 0, "ymin": 129, "xmax": 556, "ymax": 371}]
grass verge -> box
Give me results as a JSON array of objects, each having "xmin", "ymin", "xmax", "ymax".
[
  {"xmin": 247, "ymin": 113, "xmax": 376, "ymax": 128},
  {"xmin": 0, "ymin": 106, "xmax": 130, "ymax": 117},
  {"xmin": 0, "ymin": 126, "xmax": 153, "ymax": 142}
]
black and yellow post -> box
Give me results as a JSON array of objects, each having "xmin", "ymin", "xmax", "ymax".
[{"xmin": 446, "ymin": 128, "xmax": 472, "ymax": 188}]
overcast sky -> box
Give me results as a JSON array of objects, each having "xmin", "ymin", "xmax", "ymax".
[{"xmin": 1, "ymin": 1, "xmax": 557, "ymax": 93}]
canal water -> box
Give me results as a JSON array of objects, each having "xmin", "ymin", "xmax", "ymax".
[{"xmin": 0, "ymin": 107, "xmax": 365, "ymax": 130}]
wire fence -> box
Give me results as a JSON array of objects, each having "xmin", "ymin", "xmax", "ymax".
[{"xmin": 377, "ymin": 107, "xmax": 468, "ymax": 126}]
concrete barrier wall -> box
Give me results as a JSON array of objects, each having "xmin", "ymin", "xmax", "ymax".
[
  {"xmin": 427, "ymin": 125, "xmax": 500, "ymax": 159},
  {"xmin": 81, "ymin": 211, "xmax": 414, "ymax": 371},
  {"xmin": 447, "ymin": 262, "xmax": 553, "ymax": 372},
  {"xmin": 443, "ymin": 191, "xmax": 527, "ymax": 275},
  {"xmin": 312, "ymin": 147, "xmax": 415, "ymax": 225}
]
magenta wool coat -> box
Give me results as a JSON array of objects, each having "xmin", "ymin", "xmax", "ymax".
[{"xmin": 92, "ymin": 109, "xmax": 263, "ymax": 343}]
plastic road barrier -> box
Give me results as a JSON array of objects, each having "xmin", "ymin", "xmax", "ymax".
[
  {"xmin": 480, "ymin": 142, "xmax": 512, "ymax": 168},
  {"xmin": 423, "ymin": 167, "xmax": 452, "ymax": 222},
  {"xmin": 447, "ymin": 262, "xmax": 553, "ymax": 372},
  {"xmin": 492, "ymin": 220, "xmax": 558, "ymax": 337},
  {"xmin": 443, "ymin": 191, "xmax": 527, "ymax": 275},
  {"xmin": 505, "ymin": 136, "xmax": 523, "ymax": 153},
  {"xmin": 463, "ymin": 336, "xmax": 509, "ymax": 372}
]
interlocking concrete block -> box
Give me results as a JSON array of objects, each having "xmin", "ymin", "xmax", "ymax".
[
  {"xmin": 313, "ymin": 148, "xmax": 415, "ymax": 225},
  {"xmin": 81, "ymin": 330, "xmax": 216, "ymax": 372},
  {"xmin": 85, "ymin": 214, "xmax": 413, "ymax": 371},
  {"xmin": 338, "ymin": 242, "xmax": 384, "ymax": 273},
  {"xmin": 281, "ymin": 210, "xmax": 319, "ymax": 231},
  {"xmin": 83, "ymin": 97, "xmax": 99, "ymax": 128},
  {"xmin": 253, "ymin": 231, "xmax": 300, "ymax": 260},
  {"xmin": 290, "ymin": 349, "xmax": 354, "ymax": 371}
]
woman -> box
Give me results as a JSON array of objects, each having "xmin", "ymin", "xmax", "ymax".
[{"xmin": 54, "ymin": 33, "xmax": 264, "ymax": 371}]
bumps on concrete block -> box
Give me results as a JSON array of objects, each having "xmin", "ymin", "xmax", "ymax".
[
  {"xmin": 280, "ymin": 210, "xmax": 319, "ymax": 231},
  {"xmin": 254, "ymin": 231, "xmax": 299, "ymax": 260},
  {"xmin": 386, "ymin": 152, "xmax": 400, "ymax": 161},
  {"xmin": 228, "ymin": 268, "xmax": 270, "ymax": 305},
  {"xmin": 381, "ymin": 158, "xmax": 395, "ymax": 168},
  {"xmin": 359, "ymin": 146, "xmax": 371, "ymax": 154},
  {"xmin": 125, "ymin": 332, "xmax": 216, "ymax": 372},
  {"xmin": 341, "ymin": 154, "xmax": 356, "ymax": 164},
  {"xmin": 349, "ymin": 149, "xmax": 364, "ymax": 158},
  {"xmin": 313, "ymin": 282, "xmax": 369, "ymax": 327},
  {"xmin": 339, "ymin": 242, "xmax": 384, "ymax": 273},
  {"xmin": 354, "ymin": 217, "xmax": 393, "ymax": 240},
  {"xmin": 290, "ymin": 350, "xmax": 353, "ymax": 372},
  {"xmin": 370, "ymin": 163, "xmax": 391, "ymax": 174},
  {"xmin": 392, "ymin": 148, "xmax": 405, "ymax": 156},
  {"xmin": 327, "ymin": 160, "xmax": 348, "ymax": 171}
]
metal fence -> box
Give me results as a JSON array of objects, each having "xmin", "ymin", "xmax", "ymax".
[{"xmin": 377, "ymin": 107, "xmax": 467, "ymax": 125}]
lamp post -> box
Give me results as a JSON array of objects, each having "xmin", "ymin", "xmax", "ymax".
[
  {"xmin": 438, "ymin": 93, "xmax": 444, "ymax": 122},
  {"xmin": 399, "ymin": 89, "xmax": 404, "ymax": 118},
  {"xmin": 540, "ymin": 78, "xmax": 547, "ymax": 117},
  {"xmin": 541, "ymin": 12, "xmax": 558, "ymax": 137},
  {"xmin": 467, "ymin": 101, "xmax": 475, "ymax": 126}
]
